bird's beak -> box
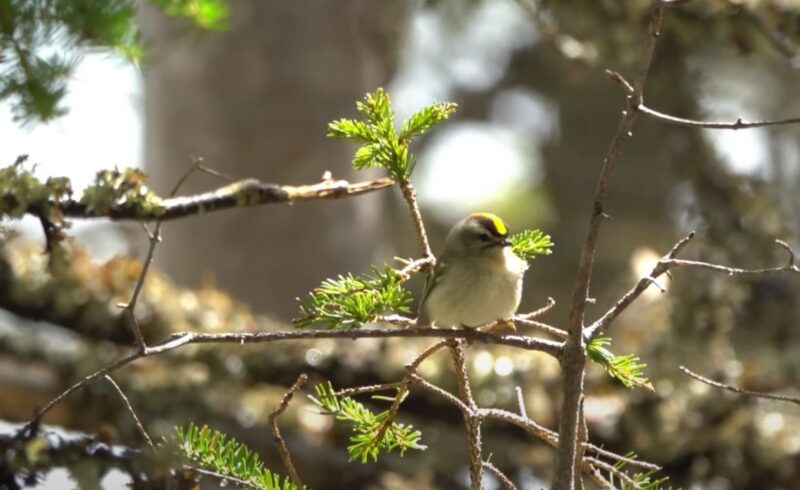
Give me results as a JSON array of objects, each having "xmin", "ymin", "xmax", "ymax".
[{"xmin": 500, "ymin": 238, "xmax": 512, "ymax": 247}]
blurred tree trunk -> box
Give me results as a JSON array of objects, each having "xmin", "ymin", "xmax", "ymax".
[{"xmin": 141, "ymin": 0, "xmax": 406, "ymax": 319}]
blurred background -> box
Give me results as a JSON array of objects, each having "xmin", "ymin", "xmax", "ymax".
[{"xmin": 2, "ymin": 0, "xmax": 800, "ymax": 488}]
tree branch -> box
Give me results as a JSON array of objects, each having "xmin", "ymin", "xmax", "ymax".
[
  {"xmin": 448, "ymin": 340, "xmax": 483, "ymax": 490},
  {"xmin": 55, "ymin": 176, "xmax": 394, "ymax": 221},
  {"xmin": 553, "ymin": 4, "xmax": 665, "ymax": 488},
  {"xmin": 17, "ymin": 326, "xmax": 561, "ymax": 438}
]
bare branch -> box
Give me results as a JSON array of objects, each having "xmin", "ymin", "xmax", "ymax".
[
  {"xmin": 398, "ymin": 179, "xmax": 434, "ymax": 263},
  {"xmin": 104, "ymin": 375, "xmax": 154, "ymax": 450},
  {"xmin": 268, "ymin": 373, "xmax": 308, "ymax": 488},
  {"xmin": 447, "ymin": 340, "xmax": 483, "ymax": 490},
  {"xmin": 56, "ymin": 177, "xmax": 395, "ymax": 221},
  {"xmin": 554, "ymin": 4, "xmax": 665, "ymax": 486},
  {"xmin": 609, "ymin": 69, "xmax": 800, "ymax": 130},
  {"xmin": 638, "ymin": 104, "xmax": 800, "ymax": 130},
  {"xmin": 586, "ymin": 234, "xmax": 799, "ymax": 339},
  {"xmin": 680, "ymin": 366, "xmax": 800, "ymax": 406}
]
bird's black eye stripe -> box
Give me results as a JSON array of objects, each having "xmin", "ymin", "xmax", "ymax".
[{"xmin": 479, "ymin": 233, "xmax": 492, "ymax": 242}]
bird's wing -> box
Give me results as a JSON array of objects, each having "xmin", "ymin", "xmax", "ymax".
[{"xmin": 417, "ymin": 260, "xmax": 446, "ymax": 325}]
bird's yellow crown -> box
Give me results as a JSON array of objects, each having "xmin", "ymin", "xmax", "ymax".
[{"xmin": 470, "ymin": 212, "xmax": 508, "ymax": 236}]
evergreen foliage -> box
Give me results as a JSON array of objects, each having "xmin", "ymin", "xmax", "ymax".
[
  {"xmin": 294, "ymin": 265, "xmax": 412, "ymax": 329},
  {"xmin": 328, "ymin": 88, "xmax": 456, "ymax": 181},
  {"xmin": 0, "ymin": 0, "xmax": 229, "ymax": 123},
  {"xmin": 588, "ymin": 336, "xmax": 653, "ymax": 391},
  {"xmin": 510, "ymin": 228, "xmax": 554, "ymax": 261},
  {"xmin": 309, "ymin": 382, "xmax": 426, "ymax": 463},
  {"xmin": 612, "ymin": 456, "xmax": 680, "ymax": 490},
  {"xmin": 175, "ymin": 423, "xmax": 298, "ymax": 490}
]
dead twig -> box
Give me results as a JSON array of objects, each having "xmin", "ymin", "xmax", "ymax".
[
  {"xmin": 268, "ymin": 373, "xmax": 308, "ymax": 488},
  {"xmin": 104, "ymin": 375, "xmax": 154, "ymax": 450},
  {"xmin": 680, "ymin": 366, "xmax": 800, "ymax": 406},
  {"xmin": 585, "ymin": 234, "xmax": 800, "ymax": 339}
]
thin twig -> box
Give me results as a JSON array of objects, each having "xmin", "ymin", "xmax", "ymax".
[
  {"xmin": 398, "ymin": 179, "xmax": 434, "ymax": 263},
  {"xmin": 104, "ymin": 375, "xmax": 154, "ymax": 450},
  {"xmin": 185, "ymin": 465, "xmax": 258, "ymax": 489},
  {"xmin": 512, "ymin": 318, "xmax": 568, "ymax": 339},
  {"xmin": 334, "ymin": 381, "xmax": 406, "ymax": 397},
  {"xmin": 584, "ymin": 457, "xmax": 643, "ymax": 489},
  {"xmin": 515, "ymin": 386, "xmax": 527, "ymax": 419},
  {"xmin": 512, "ymin": 0, "xmax": 597, "ymax": 66},
  {"xmin": 480, "ymin": 408, "xmax": 660, "ymax": 473},
  {"xmin": 554, "ymin": 4, "xmax": 666, "ymax": 487},
  {"xmin": 637, "ymin": 104, "xmax": 800, "ymax": 130},
  {"xmin": 406, "ymin": 339, "xmax": 450, "ymax": 372},
  {"xmin": 744, "ymin": 7, "xmax": 800, "ymax": 69},
  {"xmin": 483, "ymin": 460, "xmax": 517, "ymax": 490},
  {"xmin": 680, "ymin": 366, "xmax": 800, "ymax": 406},
  {"xmin": 608, "ymin": 68, "xmax": 800, "ymax": 130},
  {"xmin": 397, "ymin": 256, "xmax": 435, "ymax": 281},
  {"xmin": 16, "ymin": 333, "xmax": 195, "ymax": 440},
  {"xmin": 119, "ymin": 161, "xmax": 212, "ymax": 352},
  {"xmin": 408, "ymin": 372, "xmax": 472, "ymax": 415},
  {"xmin": 518, "ymin": 297, "xmax": 556, "ymax": 319},
  {"xmin": 362, "ymin": 339, "xmax": 450, "ymax": 458},
  {"xmin": 268, "ymin": 373, "xmax": 308, "ymax": 488},
  {"xmin": 585, "ymin": 234, "xmax": 799, "ymax": 339}
]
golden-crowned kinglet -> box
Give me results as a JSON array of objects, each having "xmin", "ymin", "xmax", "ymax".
[{"xmin": 417, "ymin": 212, "xmax": 528, "ymax": 327}]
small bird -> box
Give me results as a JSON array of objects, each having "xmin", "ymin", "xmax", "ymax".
[{"xmin": 417, "ymin": 212, "xmax": 528, "ymax": 327}]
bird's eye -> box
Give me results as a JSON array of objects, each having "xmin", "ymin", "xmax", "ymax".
[{"xmin": 478, "ymin": 233, "xmax": 492, "ymax": 242}]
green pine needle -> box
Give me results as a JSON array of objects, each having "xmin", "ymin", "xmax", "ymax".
[
  {"xmin": 510, "ymin": 229, "xmax": 554, "ymax": 261},
  {"xmin": 588, "ymin": 337, "xmax": 653, "ymax": 391},
  {"xmin": 309, "ymin": 382, "xmax": 426, "ymax": 463},
  {"xmin": 400, "ymin": 102, "xmax": 458, "ymax": 142},
  {"xmin": 175, "ymin": 423, "xmax": 298, "ymax": 490},
  {"xmin": 611, "ymin": 454, "xmax": 680, "ymax": 490},
  {"xmin": 328, "ymin": 88, "xmax": 456, "ymax": 180},
  {"xmin": 294, "ymin": 265, "xmax": 411, "ymax": 329}
]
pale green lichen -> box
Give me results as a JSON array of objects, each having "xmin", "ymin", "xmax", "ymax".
[
  {"xmin": 0, "ymin": 159, "xmax": 73, "ymax": 220},
  {"xmin": 79, "ymin": 168, "xmax": 165, "ymax": 216}
]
